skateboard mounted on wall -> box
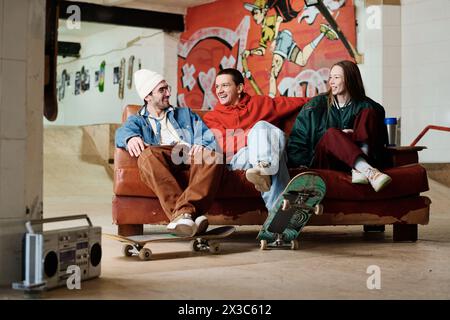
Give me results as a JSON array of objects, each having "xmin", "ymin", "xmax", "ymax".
[
  {"xmin": 98, "ymin": 60, "xmax": 105, "ymax": 92},
  {"xmin": 118, "ymin": 58, "xmax": 126, "ymax": 99}
]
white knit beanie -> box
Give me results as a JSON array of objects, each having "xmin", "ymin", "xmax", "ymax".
[{"xmin": 134, "ymin": 69, "xmax": 164, "ymax": 101}]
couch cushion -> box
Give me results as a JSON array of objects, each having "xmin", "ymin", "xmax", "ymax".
[
  {"xmin": 114, "ymin": 148, "xmax": 262, "ymax": 198},
  {"xmin": 306, "ymin": 164, "xmax": 429, "ymax": 201},
  {"xmin": 114, "ymin": 148, "xmax": 428, "ymax": 201}
]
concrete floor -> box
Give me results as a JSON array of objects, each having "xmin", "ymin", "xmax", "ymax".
[{"xmin": 2, "ymin": 126, "xmax": 450, "ymax": 299}]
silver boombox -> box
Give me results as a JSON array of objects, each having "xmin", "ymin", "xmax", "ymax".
[{"xmin": 13, "ymin": 215, "xmax": 101, "ymax": 291}]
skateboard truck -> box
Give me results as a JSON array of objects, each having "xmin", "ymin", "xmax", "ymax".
[
  {"xmin": 260, "ymin": 234, "xmax": 299, "ymax": 250},
  {"xmin": 190, "ymin": 238, "xmax": 220, "ymax": 254},
  {"xmin": 282, "ymin": 190, "xmax": 324, "ymax": 215}
]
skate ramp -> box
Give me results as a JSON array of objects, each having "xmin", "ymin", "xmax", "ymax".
[{"xmin": 43, "ymin": 125, "xmax": 115, "ymax": 229}]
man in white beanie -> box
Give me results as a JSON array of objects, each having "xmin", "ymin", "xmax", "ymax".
[{"xmin": 116, "ymin": 69, "xmax": 224, "ymax": 236}]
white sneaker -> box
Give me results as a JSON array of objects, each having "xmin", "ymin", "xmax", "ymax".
[
  {"xmin": 166, "ymin": 213, "xmax": 197, "ymax": 236},
  {"xmin": 351, "ymin": 169, "xmax": 369, "ymax": 184},
  {"xmin": 245, "ymin": 162, "xmax": 272, "ymax": 192},
  {"xmin": 364, "ymin": 168, "xmax": 392, "ymax": 192},
  {"xmin": 194, "ymin": 215, "xmax": 209, "ymax": 235}
]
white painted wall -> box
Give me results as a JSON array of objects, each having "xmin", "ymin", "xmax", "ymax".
[
  {"xmin": 356, "ymin": 0, "xmax": 450, "ymax": 162},
  {"xmin": 355, "ymin": 1, "xmax": 402, "ymax": 119},
  {"xmin": 401, "ymin": 0, "xmax": 450, "ymax": 162},
  {"xmin": 45, "ymin": 23, "xmax": 179, "ymax": 126},
  {"xmin": 355, "ymin": 0, "xmax": 384, "ymax": 106}
]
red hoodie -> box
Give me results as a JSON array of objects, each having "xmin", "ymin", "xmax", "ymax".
[{"xmin": 203, "ymin": 93, "xmax": 309, "ymax": 156}]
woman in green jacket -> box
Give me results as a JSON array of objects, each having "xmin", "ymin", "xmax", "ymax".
[{"xmin": 287, "ymin": 60, "xmax": 391, "ymax": 192}]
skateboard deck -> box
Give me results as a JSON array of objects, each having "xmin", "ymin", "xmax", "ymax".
[
  {"xmin": 98, "ymin": 60, "xmax": 105, "ymax": 92},
  {"xmin": 127, "ymin": 55, "xmax": 135, "ymax": 89},
  {"xmin": 258, "ymin": 172, "xmax": 326, "ymax": 250},
  {"xmin": 118, "ymin": 58, "xmax": 126, "ymax": 99},
  {"xmin": 241, "ymin": 53, "xmax": 262, "ymax": 95},
  {"xmin": 104, "ymin": 226, "xmax": 235, "ymax": 260}
]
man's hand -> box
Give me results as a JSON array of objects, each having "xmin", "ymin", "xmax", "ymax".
[
  {"xmin": 127, "ymin": 136, "xmax": 148, "ymax": 157},
  {"xmin": 243, "ymin": 50, "xmax": 251, "ymax": 58},
  {"xmin": 188, "ymin": 144, "xmax": 204, "ymax": 156},
  {"xmin": 342, "ymin": 129, "xmax": 354, "ymax": 134}
]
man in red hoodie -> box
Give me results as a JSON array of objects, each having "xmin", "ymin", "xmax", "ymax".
[{"xmin": 203, "ymin": 68, "xmax": 309, "ymax": 212}]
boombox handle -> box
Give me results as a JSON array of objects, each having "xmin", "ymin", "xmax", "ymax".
[{"xmin": 25, "ymin": 214, "xmax": 93, "ymax": 234}]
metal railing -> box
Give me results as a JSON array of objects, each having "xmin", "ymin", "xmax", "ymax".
[{"xmin": 410, "ymin": 125, "xmax": 450, "ymax": 146}]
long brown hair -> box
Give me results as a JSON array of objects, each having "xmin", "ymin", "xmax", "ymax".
[{"xmin": 327, "ymin": 60, "xmax": 366, "ymax": 106}]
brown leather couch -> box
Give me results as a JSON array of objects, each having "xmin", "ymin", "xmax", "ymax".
[{"xmin": 113, "ymin": 105, "xmax": 431, "ymax": 241}]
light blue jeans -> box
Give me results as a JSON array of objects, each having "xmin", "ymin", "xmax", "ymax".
[{"xmin": 228, "ymin": 121, "xmax": 290, "ymax": 212}]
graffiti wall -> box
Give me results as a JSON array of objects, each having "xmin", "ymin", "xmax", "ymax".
[{"xmin": 177, "ymin": 0, "xmax": 356, "ymax": 110}]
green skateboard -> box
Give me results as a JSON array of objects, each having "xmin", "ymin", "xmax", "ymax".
[
  {"xmin": 257, "ymin": 172, "xmax": 326, "ymax": 250},
  {"xmin": 98, "ymin": 60, "xmax": 105, "ymax": 92}
]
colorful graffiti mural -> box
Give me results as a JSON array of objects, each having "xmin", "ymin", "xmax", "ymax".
[{"xmin": 177, "ymin": 0, "xmax": 357, "ymax": 110}]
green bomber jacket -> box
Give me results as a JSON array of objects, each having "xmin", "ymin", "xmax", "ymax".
[{"xmin": 287, "ymin": 94, "xmax": 387, "ymax": 168}]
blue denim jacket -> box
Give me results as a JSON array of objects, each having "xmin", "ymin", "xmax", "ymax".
[{"xmin": 115, "ymin": 105, "xmax": 217, "ymax": 151}]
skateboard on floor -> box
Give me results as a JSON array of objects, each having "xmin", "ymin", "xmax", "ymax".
[
  {"xmin": 257, "ymin": 172, "xmax": 326, "ymax": 250},
  {"xmin": 104, "ymin": 226, "xmax": 236, "ymax": 261}
]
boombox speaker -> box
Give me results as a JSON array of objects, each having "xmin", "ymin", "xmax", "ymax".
[{"xmin": 13, "ymin": 214, "xmax": 101, "ymax": 291}]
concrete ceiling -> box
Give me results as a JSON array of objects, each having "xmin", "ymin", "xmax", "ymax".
[
  {"xmin": 67, "ymin": 0, "xmax": 216, "ymax": 14},
  {"xmin": 59, "ymin": 0, "xmax": 216, "ymax": 38}
]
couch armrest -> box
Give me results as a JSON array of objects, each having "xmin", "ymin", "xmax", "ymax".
[{"xmin": 386, "ymin": 146, "xmax": 427, "ymax": 167}]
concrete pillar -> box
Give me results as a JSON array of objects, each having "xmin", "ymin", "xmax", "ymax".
[{"xmin": 0, "ymin": 0, "xmax": 45, "ymax": 286}]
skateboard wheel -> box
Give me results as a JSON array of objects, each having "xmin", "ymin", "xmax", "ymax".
[
  {"xmin": 314, "ymin": 204, "xmax": 324, "ymax": 215},
  {"xmin": 282, "ymin": 199, "xmax": 290, "ymax": 211},
  {"xmin": 138, "ymin": 248, "xmax": 152, "ymax": 261},
  {"xmin": 208, "ymin": 241, "xmax": 220, "ymax": 253},
  {"xmin": 290, "ymin": 240, "xmax": 299, "ymax": 250},
  {"xmin": 122, "ymin": 244, "xmax": 134, "ymax": 257},
  {"xmin": 260, "ymin": 240, "xmax": 268, "ymax": 250},
  {"xmin": 190, "ymin": 239, "xmax": 202, "ymax": 252}
]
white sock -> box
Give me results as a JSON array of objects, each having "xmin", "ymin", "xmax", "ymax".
[
  {"xmin": 360, "ymin": 143, "xmax": 369, "ymax": 156},
  {"xmin": 354, "ymin": 157, "xmax": 373, "ymax": 174}
]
